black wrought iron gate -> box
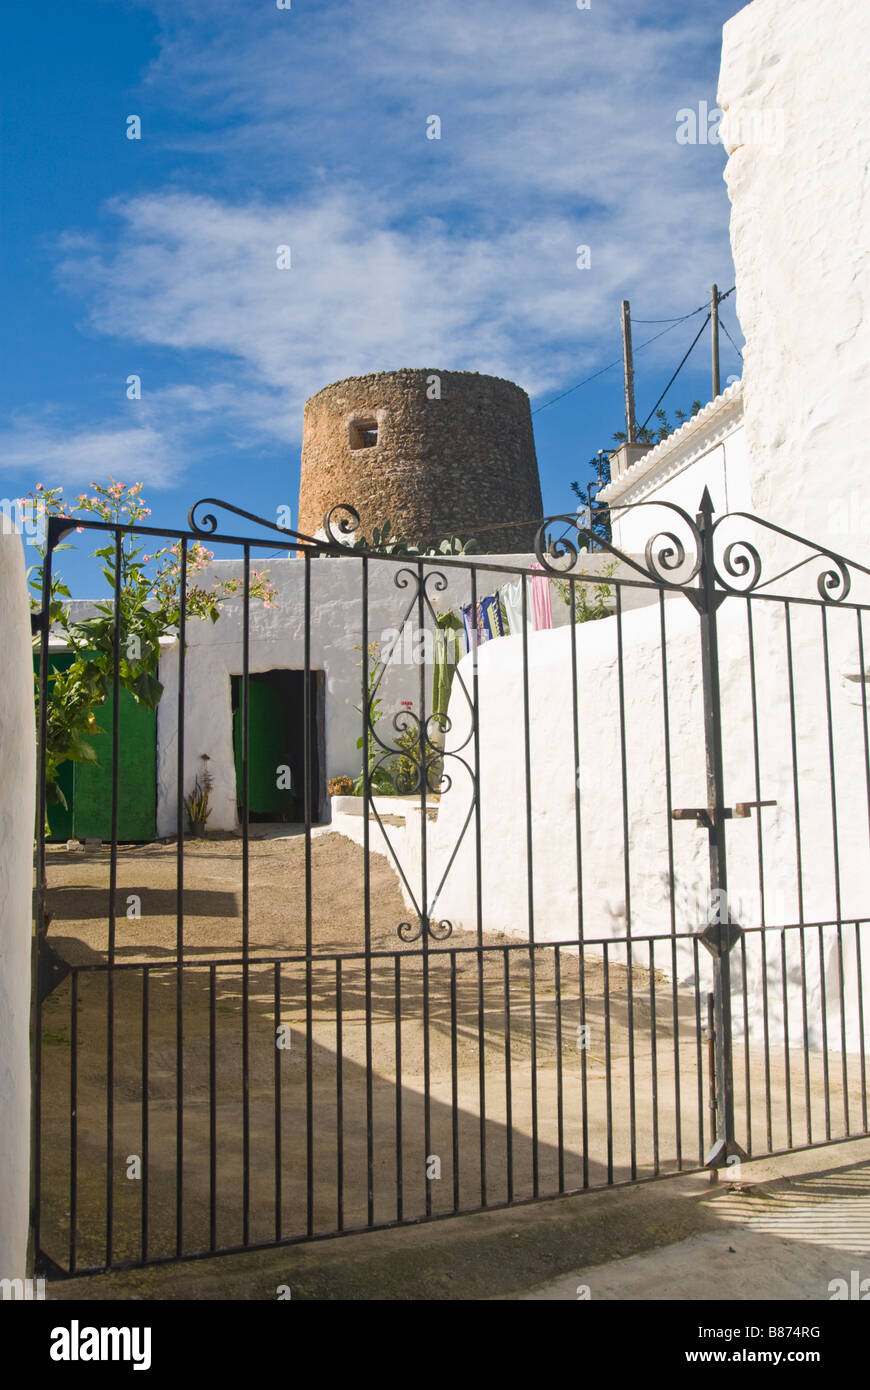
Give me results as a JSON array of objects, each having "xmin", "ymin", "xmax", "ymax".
[{"xmin": 32, "ymin": 495, "xmax": 870, "ymax": 1277}]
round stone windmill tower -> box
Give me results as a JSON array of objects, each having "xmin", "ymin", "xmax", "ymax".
[{"xmin": 298, "ymin": 369, "xmax": 543, "ymax": 553}]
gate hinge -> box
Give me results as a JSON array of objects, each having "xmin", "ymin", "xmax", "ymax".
[{"xmin": 34, "ymin": 941, "xmax": 71, "ymax": 1004}]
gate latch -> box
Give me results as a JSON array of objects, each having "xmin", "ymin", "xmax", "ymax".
[{"xmin": 672, "ymin": 800, "xmax": 776, "ymax": 828}]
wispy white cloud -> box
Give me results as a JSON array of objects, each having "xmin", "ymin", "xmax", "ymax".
[
  {"xmin": 45, "ymin": 0, "xmax": 736, "ymax": 463},
  {"xmin": 0, "ymin": 420, "xmax": 176, "ymax": 491}
]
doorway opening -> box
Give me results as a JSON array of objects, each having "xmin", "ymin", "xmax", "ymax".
[{"xmin": 231, "ymin": 669, "xmax": 324, "ymax": 824}]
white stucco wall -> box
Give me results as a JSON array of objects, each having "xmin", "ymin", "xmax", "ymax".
[
  {"xmin": 413, "ymin": 0, "xmax": 870, "ymax": 1056},
  {"xmin": 155, "ymin": 548, "xmax": 654, "ymax": 837},
  {"xmin": 602, "ymin": 383, "xmax": 749, "ymax": 553},
  {"xmin": 0, "ymin": 519, "xmax": 36, "ymax": 1280},
  {"xmin": 424, "ymin": 584, "xmax": 870, "ymax": 1052},
  {"xmin": 719, "ymin": 0, "xmax": 870, "ymax": 553}
]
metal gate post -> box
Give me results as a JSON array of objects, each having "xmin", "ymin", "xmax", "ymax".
[{"xmin": 692, "ymin": 489, "xmax": 747, "ymax": 1170}]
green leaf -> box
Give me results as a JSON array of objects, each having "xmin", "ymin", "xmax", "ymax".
[{"xmin": 65, "ymin": 736, "xmax": 99, "ymax": 764}]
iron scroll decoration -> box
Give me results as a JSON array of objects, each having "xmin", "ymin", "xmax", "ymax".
[
  {"xmin": 533, "ymin": 499, "xmax": 704, "ymax": 589},
  {"xmin": 708, "ymin": 510, "xmax": 867, "ymax": 603},
  {"xmin": 365, "ymin": 565, "xmax": 471, "ymax": 945},
  {"xmin": 532, "ymin": 498, "xmax": 870, "ymax": 603},
  {"xmin": 182, "ymin": 494, "xmax": 870, "ymax": 944},
  {"xmin": 187, "ymin": 497, "xmax": 362, "ymax": 551}
]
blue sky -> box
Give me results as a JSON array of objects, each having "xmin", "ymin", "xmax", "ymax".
[{"xmin": 1, "ymin": 0, "xmax": 744, "ymax": 590}]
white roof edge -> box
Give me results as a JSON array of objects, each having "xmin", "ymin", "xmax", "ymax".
[{"xmin": 599, "ymin": 379, "xmax": 743, "ymax": 503}]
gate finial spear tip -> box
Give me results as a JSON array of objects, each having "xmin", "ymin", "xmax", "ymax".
[{"xmin": 698, "ymin": 486, "xmax": 714, "ymax": 516}]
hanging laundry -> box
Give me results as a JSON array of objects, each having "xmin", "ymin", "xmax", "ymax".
[
  {"xmin": 432, "ymin": 611, "xmax": 464, "ymax": 719},
  {"xmin": 531, "ymin": 561, "xmax": 553, "ymax": 631},
  {"xmin": 460, "ymin": 602, "xmax": 476, "ymax": 652},
  {"xmin": 479, "ymin": 593, "xmax": 507, "ymax": 640},
  {"xmin": 500, "ymin": 578, "xmax": 531, "ymax": 636}
]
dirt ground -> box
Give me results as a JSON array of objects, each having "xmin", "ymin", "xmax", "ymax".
[{"xmin": 36, "ymin": 832, "xmax": 865, "ymax": 1277}]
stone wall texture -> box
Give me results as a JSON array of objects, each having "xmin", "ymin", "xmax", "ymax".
[{"xmin": 298, "ymin": 369, "xmax": 543, "ymax": 554}]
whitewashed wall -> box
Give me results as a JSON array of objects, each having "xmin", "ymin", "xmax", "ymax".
[
  {"xmin": 719, "ymin": 0, "xmax": 870, "ymax": 554},
  {"xmin": 422, "ymin": 0, "xmax": 870, "ymax": 1055},
  {"xmin": 156, "ymin": 548, "xmax": 651, "ymax": 837},
  {"xmin": 602, "ymin": 383, "xmax": 749, "ymax": 552},
  {"xmin": 0, "ymin": 519, "xmax": 36, "ymax": 1280},
  {"xmin": 424, "ymin": 582, "xmax": 870, "ymax": 1052}
]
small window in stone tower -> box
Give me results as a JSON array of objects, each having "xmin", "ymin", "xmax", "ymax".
[{"xmin": 349, "ymin": 418, "xmax": 379, "ymax": 449}]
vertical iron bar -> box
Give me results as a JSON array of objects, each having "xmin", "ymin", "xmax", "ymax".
[
  {"xmin": 836, "ymin": 924, "xmax": 849, "ymax": 1135},
  {"xmin": 706, "ymin": 992, "xmax": 716, "ymax": 1153},
  {"xmin": 503, "ymin": 950, "xmax": 513, "ymax": 1204},
  {"xmin": 818, "ymin": 926, "xmax": 831, "ymax": 1140},
  {"xmin": 760, "ymin": 926, "xmax": 773, "ymax": 1151},
  {"xmin": 695, "ymin": 490, "xmax": 741, "ymax": 1167},
  {"xmin": 450, "ymin": 951, "xmax": 460, "ymax": 1212},
  {"xmin": 740, "ymin": 934, "xmax": 752, "ymax": 1156},
  {"xmin": 520, "ymin": 574, "xmax": 539, "ymax": 1197},
  {"xmin": 209, "ymin": 964, "xmax": 216, "ymax": 1252},
  {"xmin": 417, "ymin": 561, "xmax": 432, "ymax": 1219},
  {"xmin": 105, "ymin": 530, "xmax": 122, "ymax": 1268},
  {"xmin": 361, "ymin": 558, "xmax": 374, "ymax": 1225},
  {"xmin": 140, "ymin": 968, "xmax": 148, "ymax": 1265},
  {"xmin": 33, "ymin": 525, "xmax": 55, "ymax": 1266},
  {"xmin": 800, "ymin": 927, "xmax": 812, "ymax": 1144},
  {"xmin": 274, "ymin": 961, "xmax": 282, "ymax": 1243},
  {"xmin": 786, "ymin": 605, "xmax": 813, "ymax": 1142},
  {"xmin": 857, "ymin": 610, "xmax": 870, "ymax": 1134},
  {"xmin": 470, "ymin": 567, "xmax": 487, "ymax": 1208},
  {"xmin": 856, "ymin": 923, "xmax": 867, "ymax": 1133},
  {"xmin": 241, "ymin": 544, "xmax": 250, "ymax": 1245},
  {"xmin": 70, "ymin": 971, "xmax": 78, "ymax": 1274},
  {"xmin": 615, "ymin": 586, "xmax": 637, "ymax": 1179},
  {"xmin": 658, "ymin": 590, "xmax": 682, "ymax": 1170},
  {"xmin": 555, "ymin": 946, "xmax": 564, "ymax": 1192},
  {"xmin": 821, "ymin": 606, "xmax": 847, "ymax": 1135},
  {"xmin": 336, "ymin": 958, "xmax": 344, "ymax": 1231},
  {"xmin": 392, "ymin": 954, "xmax": 400, "ymax": 1224},
  {"xmin": 649, "ymin": 941, "xmax": 659, "ymax": 1176},
  {"xmin": 175, "ymin": 537, "xmax": 187, "ymax": 1258},
  {"xmin": 603, "ymin": 942, "xmax": 613, "ymax": 1184},
  {"xmin": 746, "ymin": 600, "xmax": 772, "ymax": 1149},
  {"xmin": 571, "ymin": 580, "xmax": 590, "ymax": 1188},
  {"xmin": 304, "ymin": 550, "xmax": 314, "ymax": 1237},
  {"xmin": 693, "ymin": 937, "xmax": 704, "ymax": 1165},
  {"xmin": 780, "ymin": 928, "xmax": 793, "ymax": 1149}
]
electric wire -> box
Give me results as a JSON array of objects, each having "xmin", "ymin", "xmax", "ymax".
[
  {"xmin": 532, "ymin": 286, "xmax": 735, "ymax": 416},
  {"xmin": 638, "ymin": 312, "xmax": 711, "ymax": 432}
]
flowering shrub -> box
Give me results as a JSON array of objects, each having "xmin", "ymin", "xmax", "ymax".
[
  {"xmin": 327, "ymin": 776, "xmax": 355, "ymax": 796},
  {"xmin": 27, "ymin": 479, "xmax": 277, "ymax": 808}
]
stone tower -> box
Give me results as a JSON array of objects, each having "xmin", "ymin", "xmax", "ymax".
[{"xmin": 298, "ymin": 369, "xmax": 543, "ymax": 553}]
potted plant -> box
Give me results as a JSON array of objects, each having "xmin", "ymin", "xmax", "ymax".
[{"xmin": 184, "ymin": 754, "xmax": 213, "ymax": 837}]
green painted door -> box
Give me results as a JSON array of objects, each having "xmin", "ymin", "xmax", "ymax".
[
  {"xmin": 35, "ymin": 653, "xmax": 157, "ymax": 842},
  {"xmin": 233, "ymin": 674, "xmax": 297, "ymax": 815},
  {"xmin": 72, "ymin": 688, "xmax": 157, "ymax": 841}
]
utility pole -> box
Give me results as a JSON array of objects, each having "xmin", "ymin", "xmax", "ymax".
[
  {"xmin": 621, "ymin": 300, "xmax": 637, "ymax": 444},
  {"xmin": 711, "ymin": 284, "xmax": 721, "ymax": 399}
]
